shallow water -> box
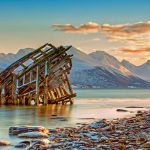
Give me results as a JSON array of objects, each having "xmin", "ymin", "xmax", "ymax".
[
  {"xmin": 0, "ymin": 89, "xmax": 150, "ymax": 147},
  {"xmin": 75, "ymin": 89, "xmax": 150, "ymax": 98}
]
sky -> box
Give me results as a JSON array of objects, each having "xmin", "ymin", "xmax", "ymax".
[{"xmin": 0, "ymin": 0, "xmax": 150, "ymax": 65}]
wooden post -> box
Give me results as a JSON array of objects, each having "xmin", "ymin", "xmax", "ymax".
[
  {"xmin": 65, "ymin": 73, "xmax": 73, "ymax": 95},
  {"xmin": 56, "ymin": 88, "xmax": 61, "ymax": 98},
  {"xmin": 61, "ymin": 83, "xmax": 68, "ymax": 95},
  {"xmin": 64, "ymin": 73, "xmax": 74, "ymax": 104},
  {"xmin": 49, "ymin": 90, "xmax": 56, "ymax": 102},
  {"xmin": 59, "ymin": 86, "xmax": 65, "ymax": 97},
  {"xmin": 15, "ymin": 78, "xmax": 19, "ymax": 102},
  {"xmin": 35, "ymin": 65, "xmax": 40, "ymax": 105},
  {"xmin": 0, "ymin": 84, "xmax": 2, "ymax": 104},
  {"xmin": 44, "ymin": 61, "xmax": 48, "ymax": 105},
  {"xmin": 55, "ymin": 87, "xmax": 61, "ymax": 103},
  {"xmin": 59, "ymin": 86, "xmax": 66, "ymax": 104},
  {"xmin": 30, "ymin": 71, "xmax": 32, "ymax": 82},
  {"xmin": 47, "ymin": 91, "xmax": 52, "ymax": 103},
  {"xmin": 23, "ymin": 96, "xmax": 25, "ymax": 105},
  {"xmin": 12, "ymin": 74, "xmax": 18, "ymax": 104},
  {"xmin": 23, "ymin": 74, "xmax": 25, "ymax": 85},
  {"xmin": 29, "ymin": 93, "xmax": 32, "ymax": 105},
  {"xmin": 0, "ymin": 85, "xmax": 5, "ymax": 104}
]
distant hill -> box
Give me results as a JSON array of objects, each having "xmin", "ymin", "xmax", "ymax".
[
  {"xmin": 0, "ymin": 48, "xmax": 34, "ymax": 69},
  {"xmin": 68, "ymin": 47, "xmax": 150, "ymax": 88},
  {"xmin": 122, "ymin": 60, "xmax": 150, "ymax": 82},
  {"xmin": 0, "ymin": 46, "xmax": 150, "ymax": 88}
]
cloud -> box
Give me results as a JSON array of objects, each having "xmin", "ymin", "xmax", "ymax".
[
  {"xmin": 52, "ymin": 21, "xmax": 150, "ymax": 46},
  {"xmin": 119, "ymin": 47, "xmax": 150, "ymax": 53},
  {"xmin": 52, "ymin": 22, "xmax": 100, "ymax": 33},
  {"xmin": 52, "ymin": 21, "xmax": 150, "ymax": 63},
  {"xmin": 101, "ymin": 22, "xmax": 150, "ymax": 37},
  {"xmin": 52, "ymin": 21, "xmax": 150, "ymax": 35}
]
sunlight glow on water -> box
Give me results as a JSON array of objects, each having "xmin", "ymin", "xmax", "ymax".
[{"xmin": 0, "ymin": 89, "xmax": 150, "ymax": 145}]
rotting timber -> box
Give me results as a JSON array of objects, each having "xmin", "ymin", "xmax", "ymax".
[{"xmin": 0, "ymin": 43, "xmax": 76, "ymax": 105}]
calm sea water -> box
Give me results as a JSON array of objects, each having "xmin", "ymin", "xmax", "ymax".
[
  {"xmin": 75, "ymin": 89, "xmax": 150, "ymax": 98},
  {"xmin": 0, "ymin": 89, "xmax": 150, "ymax": 147}
]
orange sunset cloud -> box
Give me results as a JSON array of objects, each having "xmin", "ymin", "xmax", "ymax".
[
  {"xmin": 119, "ymin": 47, "xmax": 150, "ymax": 53},
  {"xmin": 52, "ymin": 21, "xmax": 150, "ymax": 35}
]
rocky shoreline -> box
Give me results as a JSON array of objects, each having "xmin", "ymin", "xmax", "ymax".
[{"xmin": 0, "ymin": 110, "xmax": 150, "ymax": 149}]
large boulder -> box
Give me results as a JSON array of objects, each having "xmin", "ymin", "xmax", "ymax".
[
  {"xmin": 17, "ymin": 131, "xmax": 48, "ymax": 138},
  {"xmin": 9, "ymin": 126, "xmax": 48, "ymax": 135}
]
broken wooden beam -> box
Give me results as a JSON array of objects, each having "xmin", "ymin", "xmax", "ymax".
[{"xmin": 0, "ymin": 43, "xmax": 76, "ymax": 105}]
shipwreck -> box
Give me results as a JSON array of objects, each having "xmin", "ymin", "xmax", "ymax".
[{"xmin": 0, "ymin": 43, "xmax": 76, "ymax": 105}]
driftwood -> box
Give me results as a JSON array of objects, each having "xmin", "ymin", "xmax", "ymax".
[{"xmin": 0, "ymin": 43, "xmax": 76, "ymax": 105}]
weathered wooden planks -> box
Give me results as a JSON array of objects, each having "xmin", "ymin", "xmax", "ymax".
[{"xmin": 0, "ymin": 43, "xmax": 76, "ymax": 105}]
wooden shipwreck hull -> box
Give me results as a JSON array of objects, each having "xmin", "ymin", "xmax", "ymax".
[{"xmin": 0, "ymin": 43, "xmax": 76, "ymax": 105}]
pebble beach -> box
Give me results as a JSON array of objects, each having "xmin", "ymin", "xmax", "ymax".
[{"xmin": 0, "ymin": 110, "xmax": 150, "ymax": 150}]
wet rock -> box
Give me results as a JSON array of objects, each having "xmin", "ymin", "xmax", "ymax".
[
  {"xmin": 18, "ymin": 131, "xmax": 48, "ymax": 138},
  {"xmin": 15, "ymin": 143, "xmax": 27, "ymax": 148},
  {"xmin": 50, "ymin": 116, "xmax": 65, "ymax": 120},
  {"xmin": 142, "ymin": 141, "xmax": 150, "ymax": 148},
  {"xmin": 27, "ymin": 139, "xmax": 50, "ymax": 150},
  {"xmin": 9, "ymin": 126, "xmax": 48, "ymax": 135},
  {"xmin": 125, "ymin": 106, "xmax": 144, "ymax": 108},
  {"xmin": 19, "ymin": 140, "xmax": 31, "ymax": 145},
  {"xmin": 97, "ymin": 144, "xmax": 110, "ymax": 149},
  {"xmin": 118, "ymin": 143, "xmax": 126, "ymax": 150},
  {"xmin": 27, "ymin": 144, "xmax": 46, "ymax": 150},
  {"xmin": 116, "ymin": 109, "xmax": 128, "ymax": 112},
  {"xmin": 59, "ymin": 118, "xmax": 68, "ymax": 121},
  {"xmin": 49, "ymin": 129, "xmax": 57, "ymax": 133},
  {"xmin": 5, "ymin": 110, "xmax": 150, "ymax": 149},
  {"xmin": 0, "ymin": 140, "xmax": 11, "ymax": 146},
  {"xmin": 99, "ymin": 136, "xmax": 109, "ymax": 143},
  {"xmin": 136, "ymin": 133, "xmax": 148, "ymax": 144},
  {"xmin": 88, "ymin": 119, "xmax": 105, "ymax": 128},
  {"xmin": 51, "ymin": 114, "xmax": 57, "ymax": 116},
  {"xmin": 47, "ymin": 143, "xmax": 63, "ymax": 149},
  {"xmin": 31, "ymin": 139, "xmax": 49, "ymax": 145}
]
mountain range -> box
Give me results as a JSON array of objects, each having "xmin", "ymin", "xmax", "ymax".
[
  {"xmin": 0, "ymin": 46, "xmax": 150, "ymax": 88},
  {"xmin": 121, "ymin": 60, "xmax": 150, "ymax": 82}
]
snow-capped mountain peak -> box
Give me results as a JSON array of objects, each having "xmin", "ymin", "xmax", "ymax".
[
  {"xmin": 17, "ymin": 48, "xmax": 34, "ymax": 55},
  {"xmin": 122, "ymin": 59, "xmax": 150, "ymax": 81},
  {"xmin": 0, "ymin": 46, "xmax": 149, "ymax": 88},
  {"xmin": 89, "ymin": 51, "xmax": 132, "ymax": 76}
]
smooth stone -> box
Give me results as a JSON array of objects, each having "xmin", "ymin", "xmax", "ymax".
[
  {"xmin": 18, "ymin": 131, "xmax": 48, "ymax": 138},
  {"xmin": 30, "ymin": 100, "xmax": 35, "ymax": 105},
  {"xmin": 19, "ymin": 140, "xmax": 31, "ymax": 145},
  {"xmin": 47, "ymin": 143, "xmax": 63, "ymax": 148},
  {"xmin": 97, "ymin": 144, "xmax": 110, "ymax": 149},
  {"xmin": 116, "ymin": 109, "xmax": 128, "ymax": 112},
  {"xmin": 99, "ymin": 136, "xmax": 109, "ymax": 142},
  {"xmin": 15, "ymin": 143, "xmax": 27, "ymax": 148},
  {"xmin": 49, "ymin": 129, "xmax": 57, "ymax": 133},
  {"xmin": 31, "ymin": 139, "xmax": 49, "ymax": 145},
  {"xmin": 88, "ymin": 120, "xmax": 104, "ymax": 128},
  {"xmin": 142, "ymin": 141, "xmax": 150, "ymax": 148},
  {"xmin": 51, "ymin": 114, "xmax": 57, "ymax": 116},
  {"xmin": 28, "ymin": 144, "xmax": 46, "ymax": 150},
  {"xmin": 136, "ymin": 133, "xmax": 148, "ymax": 144},
  {"xmin": 59, "ymin": 118, "xmax": 68, "ymax": 121},
  {"xmin": 9, "ymin": 126, "xmax": 48, "ymax": 135},
  {"xmin": 137, "ymin": 111, "xmax": 144, "ymax": 113},
  {"xmin": 0, "ymin": 140, "xmax": 11, "ymax": 146},
  {"xmin": 125, "ymin": 106, "xmax": 144, "ymax": 108},
  {"xmin": 136, "ymin": 137, "xmax": 147, "ymax": 144},
  {"xmin": 50, "ymin": 116, "xmax": 66, "ymax": 120}
]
